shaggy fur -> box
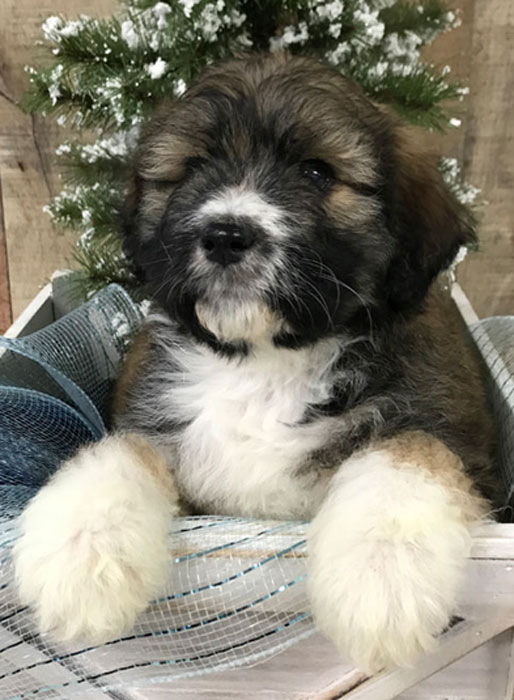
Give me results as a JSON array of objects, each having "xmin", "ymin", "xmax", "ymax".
[
  {"xmin": 14, "ymin": 53, "xmax": 499, "ymax": 672},
  {"xmin": 308, "ymin": 432, "xmax": 486, "ymax": 672},
  {"xmin": 15, "ymin": 434, "xmax": 180, "ymax": 643}
]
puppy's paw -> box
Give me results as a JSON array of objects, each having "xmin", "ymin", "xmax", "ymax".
[
  {"xmin": 308, "ymin": 450, "xmax": 473, "ymax": 674},
  {"xmin": 14, "ymin": 435, "xmax": 177, "ymax": 644}
]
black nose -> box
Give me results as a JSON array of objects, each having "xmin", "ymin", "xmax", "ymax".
[{"xmin": 201, "ymin": 223, "xmax": 255, "ymax": 266}]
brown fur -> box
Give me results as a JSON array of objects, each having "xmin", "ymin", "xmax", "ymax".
[
  {"xmin": 123, "ymin": 432, "xmax": 179, "ymax": 500},
  {"xmin": 112, "ymin": 329, "xmax": 150, "ymax": 417},
  {"xmin": 325, "ymin": 182, "xmax": 383, "ymax": 233},
  {"xmin": 399, "ymin": 284, "xmax": 499, "ymax": 503},
  {"xmin": 139, "ymin": 133, "xmax": 202, "ymax": 182},
  {"xmin": 374, "ymin": 430, "xmax": 489, "ymax": 522}
]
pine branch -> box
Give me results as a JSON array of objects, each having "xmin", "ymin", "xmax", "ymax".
[
  {"xmin": 354, "ymin": 65, "xmax": 463, "ymax": 130},
  {"xmin": 380, "ymin": 0, "xmax": 457, "ymax": 42},
  {"xmin": 57, "ymin": 151, "xmax": 128, "ymax": 189},
  {"xmin": 73, "ymin": 234, "xmax": 142, "ymax": 299},
  {"xmin": 47, "ymin": 185, "xmax": 120, "ymax": 236}
]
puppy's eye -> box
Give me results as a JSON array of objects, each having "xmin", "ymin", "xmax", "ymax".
[{"xmin": 300, "ymin": 159, "xmax": 336, "ymax": 192}]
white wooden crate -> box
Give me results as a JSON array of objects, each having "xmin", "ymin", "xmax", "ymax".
[{"xmin": 4, "ymin": 279, "xmax": 514, "ymax": 700}]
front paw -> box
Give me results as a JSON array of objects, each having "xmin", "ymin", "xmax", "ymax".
[
  {"xmin": 308, "ymin": 456, "xmax": 473, "ymax": 673},
  {"xmin": 308, "ymin": 540, "xmax": 461, "ymax": 674},
  {"xmin": 13, "ymin": 437, "xmax": 176, "ymax": 644}
]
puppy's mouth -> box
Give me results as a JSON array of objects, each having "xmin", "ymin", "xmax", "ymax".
[
  {"xmin": 194, "ymin": 296, "xmax": 286, "ymax": 345},
  {"xmin": 188, "ymin": 232, "xmax": 286, "ymax": 346}
]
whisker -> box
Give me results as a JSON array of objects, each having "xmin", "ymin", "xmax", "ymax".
[
  {"xmin": 289, "ymin": 267, "xmax": 335, "ymax": 331},
  {"xmin": 295, "ymin": 253, "xmax": 375, "ymax": 342}
]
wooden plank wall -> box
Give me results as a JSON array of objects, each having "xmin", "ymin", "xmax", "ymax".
[
  {"xmin": 0, "ymin": 0, "xmax": 115, "ymax": 332},
  {"xmin": 0, "ymin": 0, "xmax": 513, "ymax": 333},
  {"xmin": 424, "ymin": 0, "xmax": 514, "ymax": 319}
]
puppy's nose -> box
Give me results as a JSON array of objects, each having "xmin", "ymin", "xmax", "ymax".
[{"xmin": 201, "ymin": 223, "xmax": 255, "ymax": 266}]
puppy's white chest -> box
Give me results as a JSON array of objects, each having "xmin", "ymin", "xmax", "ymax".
[{"xmin": 168, "ymin": 343, "xmax": 338, "ymax": 518}]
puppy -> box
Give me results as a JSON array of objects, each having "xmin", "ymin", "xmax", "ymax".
[{"xmin": 14, "ymin": 53, "xmax": 498, "ymax": 674}]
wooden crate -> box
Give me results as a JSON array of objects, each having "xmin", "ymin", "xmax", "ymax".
[{"xmin": 3, "ymin": 280, "xmax": 514, "ymax": 700}]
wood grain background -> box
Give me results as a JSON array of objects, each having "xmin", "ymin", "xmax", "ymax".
[{"xmin": 0, "ymin": 0, "xmax": 512, "ymax": 332}]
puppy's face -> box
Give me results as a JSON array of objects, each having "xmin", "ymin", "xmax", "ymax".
[{"xmin": 123, "ymin": 54, "xmax": 474, "ymax": 351}]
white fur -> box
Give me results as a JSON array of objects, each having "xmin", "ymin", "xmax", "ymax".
[
  {"xmin": 308, "ymin": 449, "xmax": 472, "ymax": 673},
  {"xmin": 196, "ymin": 185, "xmax": 289, "ymax": 239},
  {"xmin": 195, "ymin": 298, "xmax": 287, "ymax": 343},
  {"xmin": 151, "ymin": 333, "xmax": 342, "ymax": 518},
  {"xmin": 14, "ymin": 435, "xmax": 179, "ymax": 644}
]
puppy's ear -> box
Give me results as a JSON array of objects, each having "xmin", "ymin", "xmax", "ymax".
[
  {"xmin": 384, "ymin": 127, "xmax": 476, "ymax": 312},
  {"xmin": 119, "ymin": 172, "xmax": 145, "ymax": 283}
]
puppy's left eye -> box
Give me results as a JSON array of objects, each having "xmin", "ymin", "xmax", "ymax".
[{"xmin": 300, "ymin": 159, "xmax": 336, "ymax": 192}]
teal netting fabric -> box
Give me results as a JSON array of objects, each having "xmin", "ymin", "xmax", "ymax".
[
  {"xmin": 471, "ymin": 316, "xmax": 514, "ymax": 510},
  {"xmin": 0, "ymin": 284, "xmax": 142, "ymax": 518},
  {"xmin": 0, "ymin": 517, "xmax": 313, "ymax": 700},
  {"xmin": 0, "ymin": 288, "xmax": 512, "ymax": 699}
]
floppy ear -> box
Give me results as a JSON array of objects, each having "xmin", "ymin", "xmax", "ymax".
[
  {"xmin": 119, "ymin": 103, "xmax": 179, "ymax": 284},
  {"xmin": 384, "ymin": 127, "xmax": 476, "ymax": 312},
  {"xmin": 119, "ymin": 172, "xmax": 150, "ymax": 285}
]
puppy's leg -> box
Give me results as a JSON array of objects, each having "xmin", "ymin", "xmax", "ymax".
[
  {"xmin": 308, "ymin": 431, "xmax": 488, "ymax": 674},
  {"xmin": 14, "ymin": 433, "xmax": 180, "ymax": 644}
]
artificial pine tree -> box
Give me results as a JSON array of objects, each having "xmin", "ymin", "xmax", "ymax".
[{"xmin": 23, "ymin": 0, "xmax": 477, "ymax": 298}]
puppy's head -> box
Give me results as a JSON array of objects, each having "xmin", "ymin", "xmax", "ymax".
[{"xmin": 122, "ymin": 53, "xmax": 475, "ymax": 351}]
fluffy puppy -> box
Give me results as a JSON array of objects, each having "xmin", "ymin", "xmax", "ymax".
[{"xmin": 14, "ymin": 53, "xmax": 498, "ymax": 673}]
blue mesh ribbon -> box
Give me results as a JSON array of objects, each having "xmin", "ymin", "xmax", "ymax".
[{"xmin": 0, "ymin": 284, "xmax": 143, "ymax": 504}]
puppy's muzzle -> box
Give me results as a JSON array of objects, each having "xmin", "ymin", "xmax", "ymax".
[{"xmin": 201, "ymin": 222, "xmax": 256, "ymax": 267}]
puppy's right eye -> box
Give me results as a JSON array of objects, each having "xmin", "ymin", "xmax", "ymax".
[{"xmin": 300, "ymin": 159, "xmax": 336, "ymax": 193}]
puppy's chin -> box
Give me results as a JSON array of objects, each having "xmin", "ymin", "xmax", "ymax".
[{"xmin": 195, "ymin": 297, "xmax": 286, "ymax": 346}]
